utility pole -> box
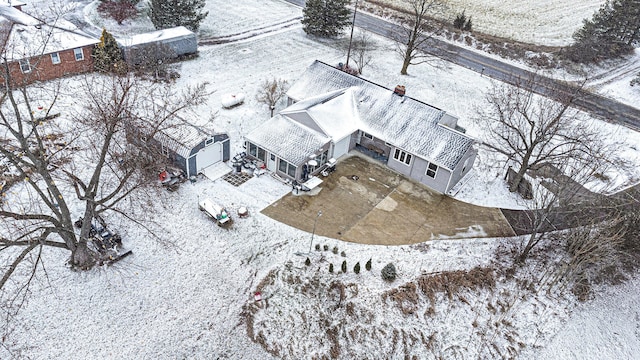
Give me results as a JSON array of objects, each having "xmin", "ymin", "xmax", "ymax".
[
  {"xmin": 309, "ymin": 210, "xmax": 323, "ymax": 253},
  {"xmin": 345, "ymin": 0, "xmax": 359, "ymax": 68}
]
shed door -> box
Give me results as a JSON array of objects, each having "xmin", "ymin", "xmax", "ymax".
[
  {"xmin": 197, "ymin": 143, "xmax": 222, "ymax": 172},
  {"xmin": 332, "ymin": 136, "xmax": 351, "ymax": 159}
]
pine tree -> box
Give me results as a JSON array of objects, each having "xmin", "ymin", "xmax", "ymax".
[
  {"xmin": 354, "ymin": 262, "xmax": 360, "ymax": 274},
  {"xmin": 341, "ymin": 260, "xmax": 347, "ymax": 273},
  {"xmin": 568, "ymin": 0, "xmax": 640, "ymax": 62},
  {"xmin": 93, "ymin": 29, "xmax": 124, "ymax": 73},
  {"xmin": 305, "ymin": 257, "xmax": 311, "ymax": 266},
  {"xmin": 149, "ymin": 0, "xmax": 208, "ymax": 32},
  {"xmin": 453, "ymin": 12, "xmax": 466, "ymax": 29},
  {"xmin": 301, "ymin": 0, "xmax": 351, "ymax": 38},
  {"xmin": 365, "ymin": 258, "xmax": 372, "ymax": 271},
  {"xmin": 329, "ymin": 263, "xmax": 334, "ymax": 273}
]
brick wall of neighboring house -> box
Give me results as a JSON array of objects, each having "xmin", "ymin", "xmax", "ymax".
[{"xmin": 5, "ymin": 45, "xmax": 96, "ymax": 85}]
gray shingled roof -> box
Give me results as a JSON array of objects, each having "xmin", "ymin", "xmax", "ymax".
[
  {"xmin": 287, "ymin": 61, "xmax": 475, "ymax": 170},
  {"xmin": 245, "ymin": 114, "xmax": 329, "ymax": 165}
]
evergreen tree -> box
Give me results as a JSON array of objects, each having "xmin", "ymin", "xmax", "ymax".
[
  {"xmin": 93, "ymin": 29, "xmax": 124, "ymax": 73},
  {"xmin": 305, "ymin": 257, "xmax": 311, "ymax": 266},
  {"xmin": 341, "ymin": 260, "xmax": 347, "ymax": 273},
  {"xmin": 453, "ymin": 12, "xmax": 466, "ymax": 29},
  {"xmin": 301, "ymin": 0, "xmax": 351, "ymax": 38},
  {"xmin": 329, "ymin": 263, "xmax": 334, "ymax": 273},
  {"xmin": 354, "ymin": 262, "xmax": 360, "ymax": 274},
  {"xmin": 365, "ymin": 258, "xmax": 372, "ymax": 271},
  {"xmin": 149, "ymin": 0, "xmax": 208, "ymax": 32},
  {"xmin": 568, "ymin": 0, "xmax": 640, "ymax": 62}
]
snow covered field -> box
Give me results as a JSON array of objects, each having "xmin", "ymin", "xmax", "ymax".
[
  {"xmin": 2, "ymin": 0, "xmax": 640, "ymax": 359},
  {"xmin": 378, "ymin": 0, "xmax": 605, "ymax": 46}
]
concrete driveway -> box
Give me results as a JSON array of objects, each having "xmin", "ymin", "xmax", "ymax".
[{"xmin": 261, "ymin": 154, "xmax": 515, "ymax": 245}]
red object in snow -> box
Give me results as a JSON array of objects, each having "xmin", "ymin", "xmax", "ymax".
[
  {"xmin": 254, "ymin": 292, "xmax": 262, "ymax": 301},
  {"xmin": 159, "ymin": 171, "xmax": 168, "ymax": 182}
]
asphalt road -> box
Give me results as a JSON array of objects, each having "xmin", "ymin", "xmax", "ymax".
[{"xmin": 283, "ymin": 0, "xmax": 640, "ymax": 131}]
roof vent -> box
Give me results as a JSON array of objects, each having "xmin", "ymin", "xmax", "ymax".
[{"xmin": 393, "ymin": 85, "xmax": 406, "ymax": 96}]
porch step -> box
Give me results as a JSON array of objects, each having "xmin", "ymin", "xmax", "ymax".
[{"xmin": 201, "ymin": 162, "xmax": 232, "ymax": 181}]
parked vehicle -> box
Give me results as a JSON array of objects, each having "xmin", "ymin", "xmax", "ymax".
[
  {"xmin": 74, "ymin": 216, "xmax": 132, "ymax": 264},
  {"xmin": 198, "ymin": 198, "xmax": 232, "ymax": 227}
]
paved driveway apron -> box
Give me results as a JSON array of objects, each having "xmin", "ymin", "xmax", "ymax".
[{"xmin": 261, "ymin": 155, "xmax": 515, "ymax": 245}]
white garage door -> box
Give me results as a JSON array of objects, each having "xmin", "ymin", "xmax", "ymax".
[
  {"xmin": 332, "ymin": 136, "xmax": 351, "ymax": 159},
  {"xmin": 197, "ymin": 143, "xmax": 222, "ymax": 173}
]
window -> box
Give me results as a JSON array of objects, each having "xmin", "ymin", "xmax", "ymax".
[
  {"xmin": 161, "ymin": 145, "xmax": 170, "ymax": 157},
  {"xmin": 248, "ymin": 142, "xmax": 266, "ymax": 161},
  {"xmin": 248, "ymin": 142, "xmax": 257, "ymax": 157},
  {"xmin": 50, "ymin": 52, "xmax": 61, "ymax": 64},
  {"xmin": 270, "ymin": 154, "xmax": 275, "ymax": 161},
  {"xmin": 73, "ymin": 48, "xmax": 84, "ymax": 61},
  {"xmin": 278, "ymin": 159, "xmax": 296, "ymax": 177},
  {"xmin": 362, "ymin": 131, "xmax": 373, "ymax": 140},
  {"xmin": 19, "ymin": 59, "xmax": 31, "ymax": 73},
  {"xmin": 256, "ymin": 147, "xmax": 266, "ymax": 162},
  {"xmin": 426, "ymin": 162, "xmax": 438, "ymax": 178},
  {"xmin": 392, "ymin": 148, "xmax": 412, "ymax": 165},
  {"xmin": 205, "ymin": 138, "xmax": 213, "ymax": 146}
]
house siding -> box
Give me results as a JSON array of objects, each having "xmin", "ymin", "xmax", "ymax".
[
  {"xmin": 386, "ymin": 148, "xmax": 451, "ymax": 194},
  {"xmin": 447, "ymin": 146, "xmax": 477, "ymax": 191},
  {"xmin": 5, "ymin": 46, "xmax": 95, "ymax": 85},
  {"xmin": 409, "ymin": 157, "xmax": 451, "ymax": 194}
]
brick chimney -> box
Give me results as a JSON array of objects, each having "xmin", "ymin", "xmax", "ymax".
[{"xmin": 393, "ymin": 85, "xmax": 406, "ymax": 96}]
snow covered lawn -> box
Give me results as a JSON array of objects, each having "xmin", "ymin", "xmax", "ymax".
[{"xmin": 2, "ymin": 1, "xmax": 640, "ymax": 359}]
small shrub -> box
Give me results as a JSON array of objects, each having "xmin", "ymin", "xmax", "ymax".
[
  {"xmin": 329, "ymin": 263, "xmax": 334, "ymax": 273},
  {"xmin": 315, "ymin": 244, "xmax": 321, "ymax": 251},
  {"xmin": 97, "ymin": 0, "xmax": 138, "ymax": 25},
  {"xmin": 340, "ymin": 251, "xmax": 346, "ymax": 257},
  {"xmin": 341, "ymin": 260, "xmax": 347, "ymax": 273},
  {"xmin": 354, "ymin": 262, "xmax": 361, "ymax": 274},
  {"xmin": 381, "ymin": 263, "xmax": 397, "ymax": 282},
  {"xmin": 305, "ymin": 257, "xmax": 311, "ymax": 266},
  {"xmin": 366, "ymin": 258, "xmax": 372, "ymax": 271},
  {"xmin": 323, "ymin": 244, "xmax": 329, "ymax": 251},
  {"xmin": 332, "ymin": 246, "xmax": 339, "ymax": 254}
]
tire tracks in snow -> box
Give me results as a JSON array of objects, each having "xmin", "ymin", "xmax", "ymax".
[{"xmin": 199, "ymin": 17, "xmax": 302, "ymax": 46}]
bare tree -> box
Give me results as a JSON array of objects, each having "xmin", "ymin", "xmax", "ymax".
[
  {"xmin": 395, "ymin": 0, "xmax": 446, "ymax": 75},
  {"xmin": 475, "ymin": 76, "xmax": 612, "ymax": 194},
  {"xmin": 0, "ymin": 72, "xmax": 208, "ymax": 291},
  {"xmin": 506, "ymin": 162, "xmax": 610, "ymax": 263},
  {"xmin": 256, "ymin": 78, "xmax": 289, "ymax": 117},
  {"xmin": 350, "ymin": 30, "xmax": 375, "ymax": 75}
]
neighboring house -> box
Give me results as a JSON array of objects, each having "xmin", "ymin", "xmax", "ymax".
[
  {"xmin": 245, "ymin": 60, "xmax": 477, "ymax": 194},
  {"xmin": 153, "ymin": 124, "xmax": 230, "ymax": 178},
  {"xmin": 0, "ymin": 2, "xmax": 98, "ymax": 85},
  {"xmin": 117, "ymin": 26, "xmax": 197, "ymax": 66}
]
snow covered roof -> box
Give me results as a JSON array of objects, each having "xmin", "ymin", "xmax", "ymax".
[
  {"xmin": 155, "ymin": 123, "xmax": 214, "ymax": 159},
  {"xmin": 245, "ymin": 114, "xmax": 329, "ymax": 165},
  {"xmin": 280, "ymin": 88, "xmax": 360, "ymax": 141},
  {"xmin": 117, "ymin": 26, "xmax": 194, "ymax": 47},
  {"xmin": 0, "ymin": 5, "xmax": 98, "ymax": 61},
  {"xmin": 282, "ymin": 61, "xmax": 476, "ymax": 170}
]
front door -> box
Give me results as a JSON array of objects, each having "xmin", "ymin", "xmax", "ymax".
[{"xmin": 267, "ymin": 153, "xmax": 277, "ymax": 171}]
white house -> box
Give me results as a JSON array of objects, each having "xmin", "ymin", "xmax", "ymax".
[{"xmin": 245, "ymin": 60, "xmax": 477, "ymax": 194}]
